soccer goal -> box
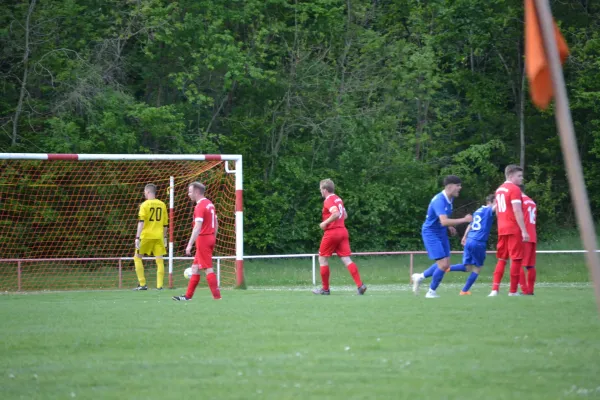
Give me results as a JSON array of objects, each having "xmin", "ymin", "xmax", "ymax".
[{"xmin": 0, "ymin": 153, "xmax": 244, "ymax": 292}]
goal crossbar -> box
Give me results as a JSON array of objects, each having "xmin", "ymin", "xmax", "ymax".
[{"xmin": 0, "ymin": 153, "xmax": 242, "ymax": 161}]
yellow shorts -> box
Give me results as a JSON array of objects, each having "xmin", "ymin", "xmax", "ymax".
[{"xmin": 137, "ymin": 239, "xmax": 167, "ymax": 257}]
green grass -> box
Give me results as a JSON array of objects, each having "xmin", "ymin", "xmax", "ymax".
[
  {"xmin": 243, "ymin": 251, "xmax": 590, "ymax": 287},
  {"xmin": 0, "ymin": 251, "xmax": 591, "ymax": 291},
  {"xmin": 1, "ymin": 286, "xmax": 600, "ymax": 400},
  {"xmin": 2, "ymin": 230, "xmax": 599, "ymax": 399},
  {"xmin": 537, "ymin": 227, "xmax": 600, "ymax": 250},
  {"xmin": 1, "ymin": 227, "xmax": 595, "ymax": 292}
]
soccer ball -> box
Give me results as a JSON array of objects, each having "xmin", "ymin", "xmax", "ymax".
[{"xmin": 184, "ymin": 267, "xmax": 192, "ymax": 279}]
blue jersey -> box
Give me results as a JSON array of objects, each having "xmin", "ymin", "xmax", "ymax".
[
  {"xmin": 466, "ymin": 205, "xmax": 494, "ymax": 243},
  {"xmin": 422, "ymin": 191, "xmax": 453, "ymax": 236}
]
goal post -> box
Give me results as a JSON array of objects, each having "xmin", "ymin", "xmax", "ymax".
[{"xmin": 0, "ymin": 153, "xmax": 244, "ymax": 291}]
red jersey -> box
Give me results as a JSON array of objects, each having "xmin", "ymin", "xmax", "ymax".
[
  {"xmin": 495, "ymin": 181, "xmax": 523, "ymax": 236},
  {"xmin": 522, "ymin": 194, "xmax": 537, "ymax": 243},
  {"xmin": 193, "ymin": 198, "xmax": 216, "ymax": 236},
  {"xmin": 322, "ymin": 194, "xmax": 346, "ymax": 231}
]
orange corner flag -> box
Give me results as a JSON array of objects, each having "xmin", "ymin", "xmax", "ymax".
[{"xmin": 525, "ymin": 0, "xmax": 570, "ymax": 109}]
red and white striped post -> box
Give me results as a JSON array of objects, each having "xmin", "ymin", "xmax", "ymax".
[
  {"xmin": 118, "ymin": 259, "xmax": 122, "ymax": 289},
  {"xmin": 168, "ymin": 176, "xmax": 175, "ymax": 289},
  {"xmin": 17, "ymin": 261, "xmax": 22, "ymax": 292},
  {"xmin": 234, "ymin": 156, "xmax": 245, "ymax": 288}
]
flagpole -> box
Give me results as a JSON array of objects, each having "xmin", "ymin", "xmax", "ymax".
[{"xmin": 534, "ymin": 0, "xmax": 600, "ymax": 312}]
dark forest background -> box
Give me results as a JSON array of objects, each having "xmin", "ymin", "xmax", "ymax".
[{"xmin": 2, "ymin": 0, "xmax": 599, "ymax": 253}]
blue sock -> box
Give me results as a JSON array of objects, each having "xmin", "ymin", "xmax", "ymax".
[
  {"xmin": 430, "ymin": 267, "xmax": 445, "ymax": 291},
  {"xmin": 449, "ymin": 264, "xmax": 467, "ymax": 272},
  {"xmin": 423, "ymin": 263, "xmax": 438, "ymax": 278},
  {"xmin": 462, "ymin": 272, "xmax": 479, "ymax": 292}
]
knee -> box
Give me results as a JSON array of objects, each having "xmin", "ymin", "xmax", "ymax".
[
  {"xmin": 466, "ymin": 265, "xmax": 473, "ymax": 272},
  {"xmin": 341, "ymin": 257, "xmax": 352, "ymax": 266},
  {"xmin": 205, "ymin": 268, "xmax": 214, "ymax": 274},
  {"xmin": 191, "ymin": 265, "xmax": 200, "ymax": 274},
  {"xmin": 438, "ymin": 259, "xmax": 450, "ymax": 271},
  {"xmin": 318, "ymin": 256, "xmax": 328, "ymax": 265},
  {"xmin": 472, "ymin": 267, "xmax": 481, "ymax": 274}
]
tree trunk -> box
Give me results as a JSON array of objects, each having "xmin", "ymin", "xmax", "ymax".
[{"xmin": 12, "ymin": 0, "xmax": 37, "ymax": 146}]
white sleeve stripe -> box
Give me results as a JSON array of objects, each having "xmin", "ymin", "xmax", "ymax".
[
  {"xmin": 511, "ymin": 200, "xmax": 522, "ymax": 204},
  {"xmin": 195, "ymin": 218, "xmax": 203, "ymax": 222}
]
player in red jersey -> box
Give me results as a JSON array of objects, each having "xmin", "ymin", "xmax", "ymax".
[
  {"xmin": 312, "ymin": 179, "xmax": 367, "ymax": 296},
  {"xmin": 173, "ymin": 181, "xmax": 221, "ymax": 301},
  {"xmin": 519, "ymin": 185, "xmax": 537, "ymax": 295},
  {"xmin": 489, "ymin": 165, "xmax": 530, "ymax": 296}
]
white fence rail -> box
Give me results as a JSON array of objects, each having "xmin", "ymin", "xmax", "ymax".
[
  {"xmin": 3, "ymin": 250, "xmax": 594, "ymax": 290},
  {"xmin": 131, "ymin": 249, "xmax": 598, "ymax": 286}
]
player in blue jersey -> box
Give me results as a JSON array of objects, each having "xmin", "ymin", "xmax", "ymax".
[
  {"xmin": 457, "ymin": 194, "xmax": 496, "ymax": 295},
  {"xmin": 411, "ymin": 175, "xmax": 472, "ymax": 298},
  {"xmin": 412, "ymin": 194, "xmax": 495, "ymax": 296}
]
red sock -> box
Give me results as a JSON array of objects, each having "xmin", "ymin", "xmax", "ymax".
[
  {"xmin": 492, "ymin": 259, "xmax": 507, "ymax": 291},
  {"xmin": 519, "ymin": 267, "xmax": 529, "ymax": 294},
  {"xmin": 206, "ymin": 272, "xmax": 221, "ymax": 299},
  {"xmin": 185, "ymin": 274, "xmax": 200, "ymax": 299},
  {"xmin": 347, "ymin": 262, "xmax": 362, "ymax": 287},
  {"xmin": 320, "ymin": 266, "xmax": 330, "ymax": 291},
  {"xmin": 509, "ymin": 259, "xmax": 522, "ymax": 293},
  {"xmin": 527, "ymin": 267, "xmax": 537, "ymax": 294}
]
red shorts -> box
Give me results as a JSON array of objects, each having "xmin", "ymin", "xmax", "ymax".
[
  {"xmin": 523, "ymin": 242, "xmax": 537, "ymax": 267},
  {"xmin": 496, "ymin": 234, "xmax": 524, "ymax": 260},
  {"xmin": 319, "ymin": 228, "xmax": 351, "ymax": 257},
  {"xmin": 193, "ymin": 234, "xmax": 216, "ymax": 269}
]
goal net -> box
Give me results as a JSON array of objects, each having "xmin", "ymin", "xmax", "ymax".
[{"xmin": 0, "ymin": 154, "xmax": 244, "ymax": 292}]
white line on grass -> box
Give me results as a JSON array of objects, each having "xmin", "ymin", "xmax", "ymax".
[
  {"xmin": 0, "ymin": 282, "xmax": 593, "ymax": 296},
  {"xmin": 247, "ymin": 282, "xmax": 593, "ymax": 292}
]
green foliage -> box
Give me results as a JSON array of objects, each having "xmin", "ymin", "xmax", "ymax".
[{"xmin": 2, "ymin": 0, "xmax": 600, "ymax": 253}]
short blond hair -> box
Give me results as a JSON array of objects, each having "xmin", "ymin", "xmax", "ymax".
[
  {"xmin": 189, "ymin": 181, "xmax": 206, "ymax": 195},
  {"xmin": 505, "ymin": 164, "xmax": 523, "ymax": 179},
  {"xmin": 320, "ymin": 179, "xmax": 335, "ymax": 193},
  {"xmin": 145, "ymin": 183, "xmax": 157, "ymax": 195}
]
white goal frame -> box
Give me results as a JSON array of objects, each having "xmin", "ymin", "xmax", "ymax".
[{"xmin": 0, "ymin": 153, "xmax": 245, "ymax": 288}]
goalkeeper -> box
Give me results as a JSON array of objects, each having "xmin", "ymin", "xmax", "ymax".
[{"xmin": 133, "ymin": 183, "xmax": 169, "ymax": 290}]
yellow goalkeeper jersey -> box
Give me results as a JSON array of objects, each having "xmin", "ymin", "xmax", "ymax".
[{"xmin": 139, "ymin": 199, "xmax": 168, "ymax": 240}]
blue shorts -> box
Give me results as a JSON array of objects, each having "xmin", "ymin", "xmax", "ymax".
[
  {"xmin": 422, "ymin": 230, "xmax": 450, "ymax": 260},
  {"xmin": 463, "ymin": 239, "xmax": 487, "ymax": 267}
]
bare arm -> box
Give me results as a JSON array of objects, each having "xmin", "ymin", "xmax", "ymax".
[
  {"xmin": 462, "ymin": 225, "xmax": 472, "ymax": 241},
  {"xmin": 187, "ymin": 224, "xmax": 202, "ymax": 250},
  {"xmin": 320, "ymin": 210, "xmax": 341, "ymax": 229},
  {"xmin": 439, "ymin": 214, "xmax": 472, "ymax": 227},
  {"xmin": 214, "ymin": 216, "xmax": 219, "ymax": 237},
  {"xmin": 512, "ymin": 202, "xmax": 529, "ymax": 240},
  {"xmin": 136, "ymin": 221, "xmax": 144, "ymax": 238}
]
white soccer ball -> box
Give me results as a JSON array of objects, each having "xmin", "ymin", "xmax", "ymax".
[{"xmin": 184, "ymin": 267, "xmax": 193, "ymax": 279}]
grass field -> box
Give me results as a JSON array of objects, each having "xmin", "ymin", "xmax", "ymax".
[
  {"xmin": 2, "ymin": 286, "xmax": 600, "ymax": 400},
  {"xmin": 2, "ymin": 232, "xmax": 600, "ymax": 399}
]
